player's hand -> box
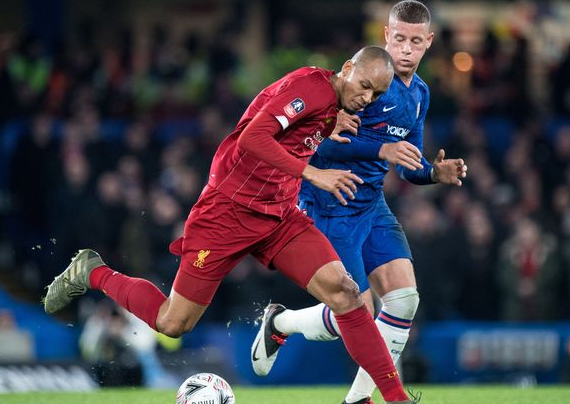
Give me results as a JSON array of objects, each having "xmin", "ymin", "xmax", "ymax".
[
  {"xmin": 331, "ymin": 110, "xmax": 361, "ymax": 139},
  {"xmin": 329, "ymin": 133, "xmax": 351, "ymax": 144},
  {"xmin": 379, "ymin": 141, "xmax": 423, "ymax": 170},
  {"xmin": 302, "ymin": 165, "xmax": 364, "ymax": 206},
  {"xmin": 432, "ymin": 149, "xmax": 468, "ymax": 186}
]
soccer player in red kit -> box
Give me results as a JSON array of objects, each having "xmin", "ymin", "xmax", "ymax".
[{"xmin": 43, "ymin": 45, "xmax": 417, "ymax": 403}]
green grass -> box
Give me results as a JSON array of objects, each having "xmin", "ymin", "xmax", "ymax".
[{"xmin": 2, "ymin": 385, "xmax": 570, "ymax": 404}]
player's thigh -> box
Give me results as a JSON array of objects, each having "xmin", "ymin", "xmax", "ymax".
[
  {"xmin": 304, "ymin": 202, "xmax": 371, "ymax": 292},
  {"xmin": 173, "ymin": 187, "xmax": 268, "ymax": 305},
  {"xmin": 363, "ymin": 220, "xmax": 415, "ymax": 296},
  {"xmin": 269, "ymin": 222, "xmax": 341, "ymax": 289},
  {"xmin": 268, "ymin": 223, "xmax": 361, "ymax": 314}
]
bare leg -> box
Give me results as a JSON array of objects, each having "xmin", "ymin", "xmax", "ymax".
[
  {"xmin": 155, "ymin": 290, "xmax": 209, "ymax": 338},
  {"xmin": 305, "ymin": 260, "xmax": 362, "ymax": 314}
]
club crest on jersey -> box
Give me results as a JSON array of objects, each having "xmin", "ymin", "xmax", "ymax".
[
  {"xmin": 304, "ymin": 130, "xmax": 324, "ymax": 151},
  {"xmin": 284, "ymin": 98, "xmax": 305, "ymax": 118},
  {"xmin": 193, "ymin": 249, "xmax": 210, "ymax": 268}
]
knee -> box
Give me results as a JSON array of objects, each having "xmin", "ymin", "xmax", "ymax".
[
  {"xmin": 156, "ymin": 317, "xmax": 195, "ymax": 338},
  {"xmin": 326, "ymin": 273, "xmax": 362, "ymax": 313},
  {"xmin": 381, "ymin": 287, "xmax": 420, "ymax": 319}
]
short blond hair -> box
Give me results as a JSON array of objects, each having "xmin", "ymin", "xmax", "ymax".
[{"xmin": 390, "ymin": 0, "xmax": 431, "ymax": 25}]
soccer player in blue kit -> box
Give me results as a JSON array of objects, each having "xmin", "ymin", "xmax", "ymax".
[{"xmin": 250, "ymin": 2, "xmax": 467, "ymax": 403}]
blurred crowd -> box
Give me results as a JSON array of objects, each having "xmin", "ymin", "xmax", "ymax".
[{"xmin": 1, "ymin": 2, "xmax": 570, "ymax": 326}]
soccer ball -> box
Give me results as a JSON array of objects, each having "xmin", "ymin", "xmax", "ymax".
[{"xmin": 176, "ymin": 373, "xmax": 235, "ymax": 404}]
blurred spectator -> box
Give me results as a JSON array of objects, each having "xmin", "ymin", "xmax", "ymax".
[
  {"xmin": 147, "ymin": 188, "xmax": 183, "ymax": 287},
  {"xmin": 92, "ymin": 171, "xmax": 127, "ymax": 260},
  {"xmin": 7, "ymin": 34, "xmax": 52, "ymax": 114},
  {"xmin": 9, "ymin": 113, "xmax": 61, "ymax": 232},
  {"xmin": 79, "ymin": 302, "xmax": 143, "ymax": 387},
  {"xmin": 121, "ymin": 120, "xmax": 161, "ymax": 183},
  {"xmin": 550, "ymin": 44, "xmax": 570, "ymax": 117},
  {"xmin": 504, "ymin": 36, "xmax": 532, "ymax": 120},
  {"xmin": 552, "ymin": 185, "xmax": 570, "ymax": 238},
  {"xmin": 264, "ymin": 20, "xmax": 311, "ymax": 84},
  {"xmin": 497, "ymin": 217, "xmax": 562, "ymax": 321},
  {"xmin": 456, "ymin": 203, "xmax": 499, "ymax": 320},
  {"xmin": 119, "ymin": 185, "xmax": 152, "ymax": 278},
  {"xmin": 0, "ymin": 34, "xmax": 18, "ymax": 126},
  {"xmin": 47, "ymin": 155, "xmax": 99, "ymax": 285},
  {"xmin": 0, "ymin": 309, "xmax": 34, "ymax": 362},
  {"xmin": 80, "ymin": 301, "xmax": 178, "ymax": 388},
  {"xmin": 401, "ymin": 199, "xmax": 461, "ymax": 321}
]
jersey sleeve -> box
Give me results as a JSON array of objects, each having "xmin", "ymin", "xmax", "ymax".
[
  {"xmin": 395, "ymin": 88, "xmax": 435, "ymax": 185},
  {"xmin": 237, "ymin": 111, "xmax": 307, "ymax": 177},
  {"xmin": 260, "ymin": 72, "xmax": 334, "ymax": 130},
  {"xmin": 317, "ymin": 135, "xmax": 383, "ymax": 162}
]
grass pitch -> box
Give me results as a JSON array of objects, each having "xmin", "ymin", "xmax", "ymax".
[{"xmin": 2, "ymin": 385, "xmax": 570, "ymax": 404}]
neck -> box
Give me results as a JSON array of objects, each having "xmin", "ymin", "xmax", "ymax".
[
  {"xmin": 330, "ymin": 74, "xmax": 342, "ymax": 108},
  {"xmin": 397, "ymin": 71, "xmax": 414, "ymax": 87}
]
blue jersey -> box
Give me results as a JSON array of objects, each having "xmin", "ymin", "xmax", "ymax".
[{"xmin": 299, "ymin": 73, "xmax": 434, "ymax": 216}]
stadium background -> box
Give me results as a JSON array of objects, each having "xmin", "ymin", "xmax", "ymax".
[{"xmin": 1, "ymin": 0, "xmax": 570, "ymax": 393}]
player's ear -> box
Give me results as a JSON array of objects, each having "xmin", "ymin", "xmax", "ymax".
[
  {"xmin": 426, "ymin": 31, "xmax": 435, "ymax": 49},
  {"xmin": 384, "ymin": 25, "xmax": 389, "ymax": 43},
  {"xmin": 341, "ymin": 60, "xmax": 354, "ymax": 77}
]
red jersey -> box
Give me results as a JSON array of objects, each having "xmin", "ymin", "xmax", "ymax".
[{"xmin": 208, "ymin": 67, "xmax": 338, "ymax": 219}]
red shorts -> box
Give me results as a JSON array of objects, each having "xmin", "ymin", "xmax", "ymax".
[{"xmin": 170, "ymin": 186, "xmax": 339, "ymax": 305}]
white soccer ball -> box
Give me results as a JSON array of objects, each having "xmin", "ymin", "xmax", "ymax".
[{"xmin": 176, "ymin": 373, "xmax": 235, "ymax": 404}]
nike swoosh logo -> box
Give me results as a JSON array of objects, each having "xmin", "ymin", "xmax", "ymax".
[
  {"xmin": 392, "ymin": 340, "xmax": 406, "ymax": 345},
  {"xmin": 252, "ymin": 340, "xmax": 261, "ymax": 361},
  {"xmin": 383, "ymin": 105, "xmax": 397, "ymax": 112}
]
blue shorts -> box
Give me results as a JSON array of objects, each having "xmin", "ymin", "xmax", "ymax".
[{"xmin": 299, "ymin": 196, "xmax": 412, "ymax": 293}]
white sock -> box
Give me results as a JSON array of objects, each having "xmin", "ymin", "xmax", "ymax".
[
  {"xmin": 344, "ymin": 287, "xmax": 419, "ymax": 403},
  {"xmin": 273, "ymin": 303, "xmax": 340, "ymax": 341}
]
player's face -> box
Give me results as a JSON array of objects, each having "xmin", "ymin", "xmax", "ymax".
[
  {"xmin": 385, "ymin": 17, "xmax": 434, "ymax": 78},
  {"xmin": 339, "ymin": 60, "xmax": 393, "ymax": 113}
]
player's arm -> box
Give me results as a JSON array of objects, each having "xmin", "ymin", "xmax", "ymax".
[
  {"xmin": 237, "ymin": 111, "xmax": 363, "ymax": 205},
  {"xmin": 321, "ymin": 110, "xmax": 423, "ymax": 169},
  {"xmin": 396, "ymin": 148, "xmax": 467, "ymax": 186},
  {"xmin": 393, "ymin": 127, "xmax": 436, "ymax": 184},
  {"xmin": 394, "ymin": 93, "xmax": 437, "ymax": 184},
  {"xmin": 394, "ymin": 96, "xmax": 467, "ymax": 186},
  {"xmin": 237, "ymin": 111, "xmax": 307, "ymax": 177},
  {"xmin": 395, "ymin": 156, "xmax": 435, "ymax": 184},
  {"xmin": 318, "ymin": 135, "xmax": 423, "ymax": 170}
]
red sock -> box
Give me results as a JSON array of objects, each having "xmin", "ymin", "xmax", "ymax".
[
  {"xmin": 89, "ymin": 266, "xmax": 166, "ymax": 331},
  {"xmin": 335, "ymin": 305, "xmax": 408, "ymax": 402}
]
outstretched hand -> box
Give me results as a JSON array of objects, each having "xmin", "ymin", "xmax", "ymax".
[
  {"xmin": 432, "ymin": 149, "xmax": 467, "ymax": 186},
  {"xmin": 302, "ymin": 165, "xmax": 364, "ymax": 206}
]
